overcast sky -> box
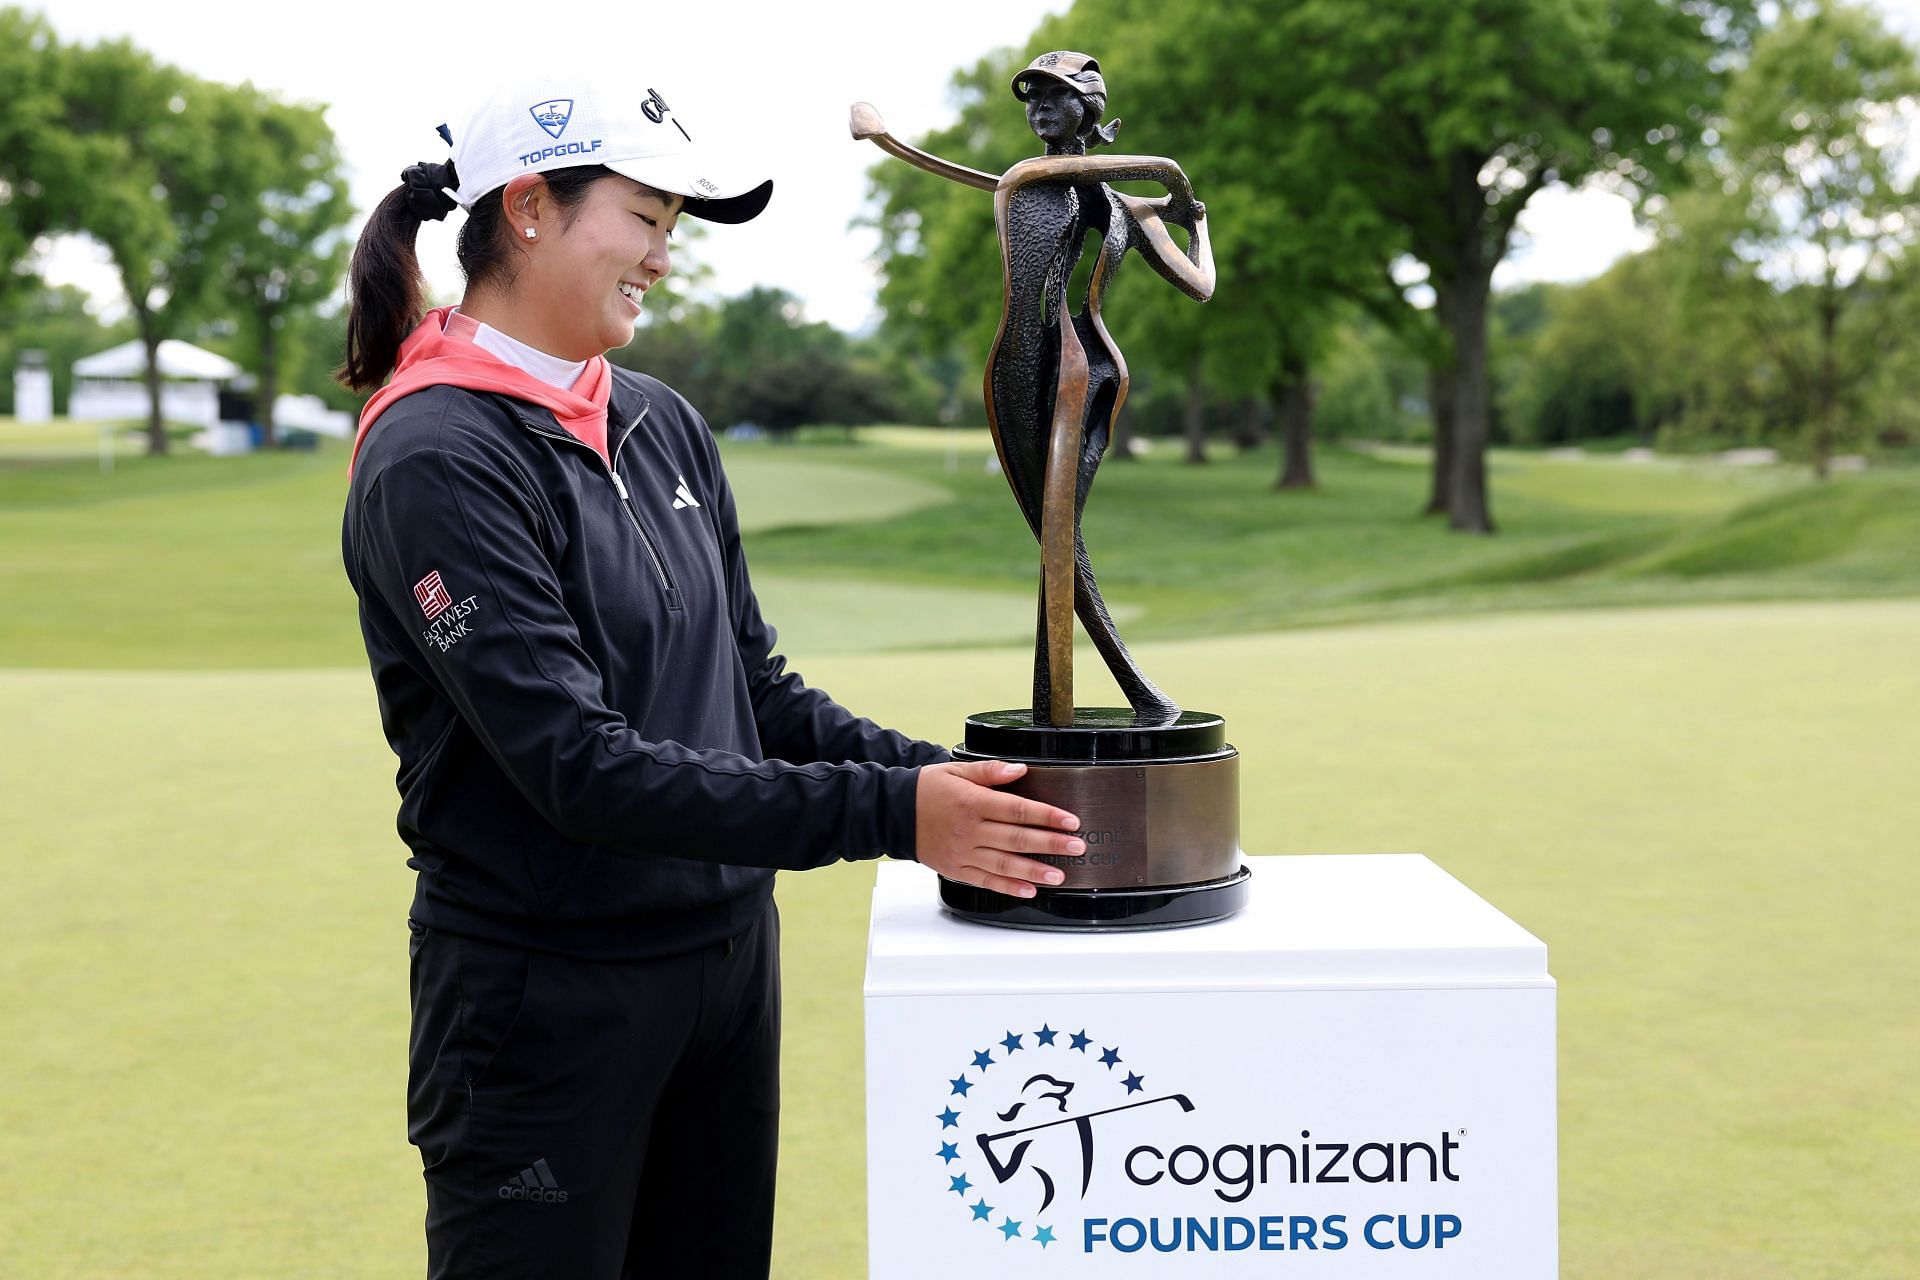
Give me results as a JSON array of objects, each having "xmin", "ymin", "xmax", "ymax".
[{"xmin": 28, "ymin": 0, "xmax": 1920, "ymax": 331}]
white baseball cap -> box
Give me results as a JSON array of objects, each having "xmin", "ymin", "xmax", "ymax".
[{"xmin": 441, "ymin": 76, "xmax": 772, "ymax": 223}]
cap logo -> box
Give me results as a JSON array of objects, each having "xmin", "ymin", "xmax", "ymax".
[
  {"xmin": 529, "ymin": 99, "xmax": 574, "ymax": 140},
  {"xmin": 1036, "ymin": 52, "xmax": 1061, "ymax": 67},
  {"xmin": 641, "ymin": 88, "xmax": 694, "ymax": 142}
]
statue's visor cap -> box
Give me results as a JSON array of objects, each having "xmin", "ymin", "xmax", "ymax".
[{"xmin": 1011, "ymin": 51, "xmax": 1107, "ymax": 102}]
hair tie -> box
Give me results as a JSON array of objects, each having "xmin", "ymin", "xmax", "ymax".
[{"xmin": 401, "ymin": 160, "xmax": 459, "ymax": 221}]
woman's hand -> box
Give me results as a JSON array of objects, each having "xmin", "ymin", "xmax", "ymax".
[{"xmin": 915, "ymin": 760, "xmax": 1082, "ymax": 897}]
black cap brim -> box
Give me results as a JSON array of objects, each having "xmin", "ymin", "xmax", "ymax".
[{"xmin": 681, "ymin": 179, "xmax": 774, "ymax": 225}]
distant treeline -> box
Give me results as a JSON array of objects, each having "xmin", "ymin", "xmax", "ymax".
[
  {"xmin": 606, "ymin": 284, "xmax": 950, "ymax": 438},
  {"xmin": 7, "ymin": 1, "xmax": 1917, "ymax": 503}
]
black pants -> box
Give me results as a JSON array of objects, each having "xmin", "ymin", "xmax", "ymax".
[{"xmin": 407, "ymin": 901, "xmax": 781, "ymax": 1279}]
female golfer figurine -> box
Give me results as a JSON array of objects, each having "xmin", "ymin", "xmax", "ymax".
[{"xmin": 854, "ymin": 50, "xmax": 1215, "ymax": 727}]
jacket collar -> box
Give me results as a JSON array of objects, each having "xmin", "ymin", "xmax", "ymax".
[
  {"xmin": 497, "ymin": 372, "xmax": 653, "ymax": 459},
  {"xmin": 607, "ymin": 370, "xmax": 653, "ymax": 435}
]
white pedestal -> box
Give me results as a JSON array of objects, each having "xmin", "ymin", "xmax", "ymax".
[{"xmin": 863, "ymin": 855, "xmax": 1556, "ymax": 1278}]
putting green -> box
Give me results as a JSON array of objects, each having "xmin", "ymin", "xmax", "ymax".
[
  {"xmin": 751, "ymin": 576, "xmax": 1035, "ymax": 653},
  {"xmin": 709, "ymin": 453, "xmax": 952, "ymax": 533},
  {"xmin": 663, "ymin": 453, "xmax": 1030, "ymax": 650},
  {"xmin": 3, "ymin": 599, "xmax": 1916, "ymax": 1277}
]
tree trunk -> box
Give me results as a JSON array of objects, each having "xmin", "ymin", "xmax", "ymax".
[
  {"xmin": 258, "ymin": 318, "xmax": 280, "ymax": 449},
  {"xmin": 1274, "ymin": 353, "xmax": 1317, "ymax": 491},
  {"xmin": 1813, "ymin": 292, "xmax": 1838, "ymax": 480},
  {"xmin": 1443, "ymin": 267, "xmax": 1496, "ymax": 534},
  {"xmin": 136, "ymin": 308, "xmax": 169, "ymax": 456},
  {"xmin": 1183, "ymin": 351, "xmax": 1208, "ymax": 464},
  {"xmin": 1234, "ymin": 396, "xmax": 1268, "ymax": 453},
  {"xmin": 1424, "ymin": 365, "xmax": 1454, "ymax": 516}
]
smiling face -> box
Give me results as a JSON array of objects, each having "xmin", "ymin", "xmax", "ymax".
[
  {"xmin": 1024, "ymin": 80, "xmax": 1088, "ymax": 151},
  {"xmin": 497, "ymin": 175, "xmax": 683, "ymax": 359}
]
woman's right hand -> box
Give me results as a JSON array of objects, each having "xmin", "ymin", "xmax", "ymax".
[{"xmin": 915, "ymin": 760, "xmax": 1082, "ymax": 897}]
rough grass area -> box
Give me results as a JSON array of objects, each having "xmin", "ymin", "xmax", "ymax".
[
  {"xmin": 0, "ymin": 438, "xmax": 974, "ymax": 667},
  {"xmin": 3, "ymin": 603, "xmax": 1917, "ymax": 1278},
  {"xmin": 734, "ymin": 434, "xmax": 1920, "ymax": 640},
  {"xmin": 0, "ymin": 416, "xmax": 148, "ymax": 460},
  {"xmin": 4, "ymin": 428, "xmax": 1918, "ymax": 669}
]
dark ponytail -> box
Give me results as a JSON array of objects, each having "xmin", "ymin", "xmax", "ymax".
[
  {"xmin": 337, "ymin": 163, "xmax": 611, "ymax": 392},
  {"xmin": 338, "ymin": 162, "xmax": 459, "ymax": 392}
]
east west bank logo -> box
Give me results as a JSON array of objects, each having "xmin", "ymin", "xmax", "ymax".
[{"xmin": 930, "ymin": 1019, "xmax": 1469, "ymax": 1258}]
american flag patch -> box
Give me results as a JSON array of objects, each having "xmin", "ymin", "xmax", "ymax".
[{"xmin": 413, "ymin": 570, "xmax": 454, "ymax": 620}]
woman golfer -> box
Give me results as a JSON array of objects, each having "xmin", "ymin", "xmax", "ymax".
[{"xmin": 338, "ymin": 75, "xmax": 1081, "ymax": 1279}]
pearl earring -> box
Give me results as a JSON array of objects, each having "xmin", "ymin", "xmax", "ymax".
[{"xmin": 523, "ymin": 227, "xmax": 537, "ymax": 239}]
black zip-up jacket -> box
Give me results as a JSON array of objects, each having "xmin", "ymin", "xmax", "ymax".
[{"xmin": 342, "ymin": 367, "xmax": 947, "ymax": 959}]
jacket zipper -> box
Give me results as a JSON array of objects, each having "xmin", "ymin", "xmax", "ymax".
[{"xmin": 515, "ymin": 404, "xmax": 682, "ymax": 611}]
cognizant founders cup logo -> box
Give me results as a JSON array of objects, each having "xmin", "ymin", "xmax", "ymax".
[{"xmin": 930, "ymin": 1018, "xmax": 1469, "ymax": 1258}]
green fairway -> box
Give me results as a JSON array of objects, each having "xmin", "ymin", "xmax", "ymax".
[{"xmin": 3, "ymin": 428, "xmax": 1917, "ymax": 1277}]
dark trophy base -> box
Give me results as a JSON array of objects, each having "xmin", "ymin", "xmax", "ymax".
[{"xmin": 940, "ymin": 708, "xmax": 1248, "ymax": 931}]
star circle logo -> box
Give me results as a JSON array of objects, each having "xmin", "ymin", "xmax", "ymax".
[{"xmin": 933, "ymin": 1021, "xmax": 1191, "ymax": 1250}]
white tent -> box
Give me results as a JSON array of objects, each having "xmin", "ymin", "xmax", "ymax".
[
  {"xmin": 273, "ymin": 393, "xmax": 354, "ymax": 438},
  {"xmin": 70, "ymin": 339, "xmax": 241, "ymax": 429},
  {"xmin": 72, "ymin": 339, "xmax": 242, "ymax": 381}
]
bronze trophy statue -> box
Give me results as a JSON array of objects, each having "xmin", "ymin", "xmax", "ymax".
[{"xmin": 855, "ymin": 51, "xmax": 1249, "ymax": 929}]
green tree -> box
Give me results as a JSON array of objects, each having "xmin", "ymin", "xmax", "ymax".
[
  {"xmin": 1072, "ymin": 0, "xmax": 1410, "ymax": 488},
  {"xmin": 4, "ymin": 21, "xmax": 356, "ymax": 447},
  {"xmin": 0, "ymin": 9, "xmax": 69, "ymax": 301},
  {"xmin": 1670, "ymin": 0, "xmax": 1920, "ymax": 476},
  {"xmin": 60, "ymin": 37, "xmax": 234, "ymax": 454},
  {"xmin": 615, "ymin": 294, "xmax": 719, "ymax": 403},
  {"xmin": 1502, "ymin": 251, "xmax": 1697, "ymax": 444},
  {"xmin": 272, "ymin": 302, "xmax": 362, "ymax": 414},
  {"xmin": 611, "ymin": 287, "xmax": 914, "ymax": 437},
  {"xmin": 1314, "ymin": 314, "xmax": 1431, "ymax": 441},
  {"xmin": 1279, "ymin": 0, "xmax": 1738, "ymax": 531},
  {"xmin": 214, "ymin": 86, "xmax": 353, "ymax": 447},
  {"xmin": 704, "ymin": 288, "xmax": 901, "ymax": 437},
  {"xmin": 0, "ymin": 9, "xmax": 121, "ymax": 310}
]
